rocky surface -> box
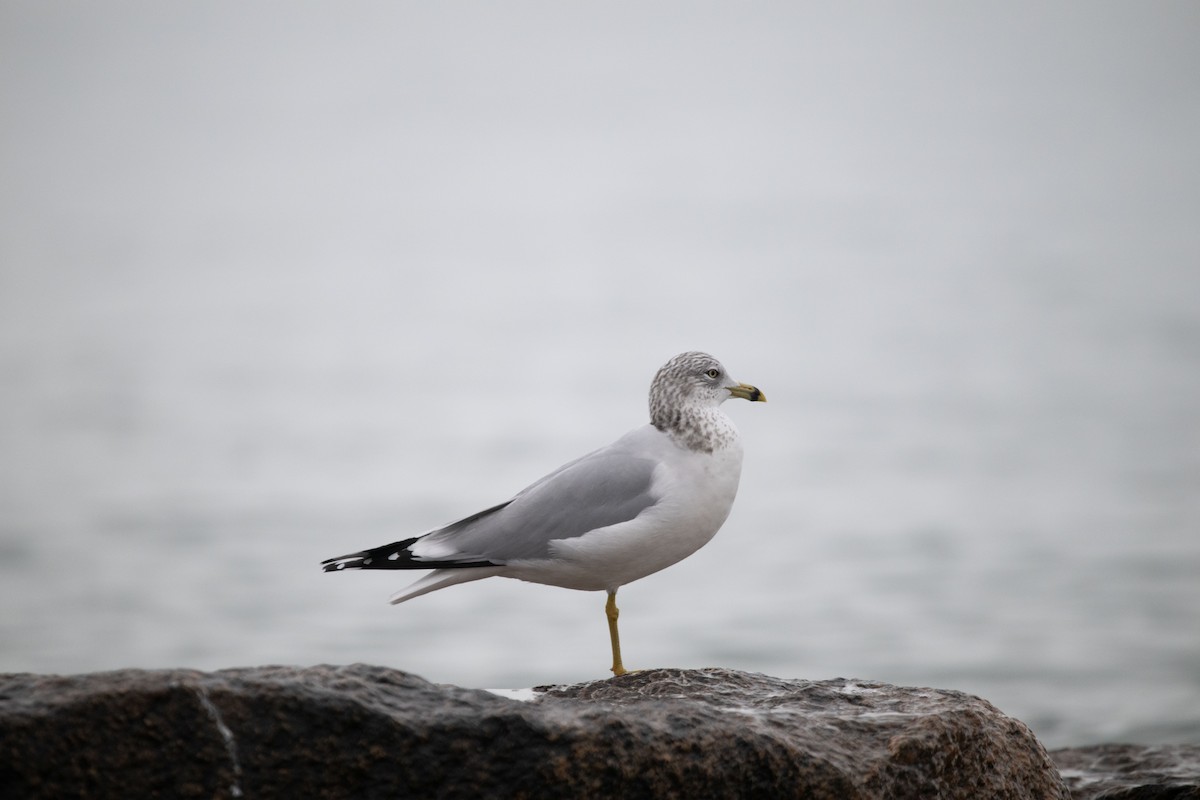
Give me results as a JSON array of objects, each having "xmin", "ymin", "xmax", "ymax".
[
  {"xmin": 1050, "ymin": 744, "xmax": 1200, "ymax": 800},
  {"xmin": 0, "ymin": 663, "xmax": 1169, "ymax": 799}
]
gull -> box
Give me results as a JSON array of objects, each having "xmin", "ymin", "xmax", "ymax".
[{"xmin": 322, "ymin": 351, "xmax": 765, "ymax": 676}]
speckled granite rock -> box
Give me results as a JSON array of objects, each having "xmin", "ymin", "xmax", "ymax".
[{"xmin": 1, "ymin": 665, "xmax": 1072, "ymax": 799}]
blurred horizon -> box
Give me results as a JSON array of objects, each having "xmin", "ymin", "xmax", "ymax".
[{"xmin": 2, "ymin": 2, "xmax": 1198, "ymax": 748}]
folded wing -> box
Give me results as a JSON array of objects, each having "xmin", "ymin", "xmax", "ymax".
[{"xmin": 322, "ymin": 438, "xmax": 661, "ymax": 572}]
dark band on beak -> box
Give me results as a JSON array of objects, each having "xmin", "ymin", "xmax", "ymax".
[{"xmin": 729, "ymin": 383, "xmax": 766, "ymax": 402}]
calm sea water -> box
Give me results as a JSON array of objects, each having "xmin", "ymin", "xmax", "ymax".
[{"xmin": 2, "ymin": 4, "xmax": 1198, "ymax": 749}]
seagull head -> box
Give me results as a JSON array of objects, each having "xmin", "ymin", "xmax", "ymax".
[{"xmin": 649, "ymin": 351, "xmax": 766, "ymax": 428}]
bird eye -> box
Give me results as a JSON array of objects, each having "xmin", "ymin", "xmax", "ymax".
[{"xmin": 705, "ymin": 368, "xmax": 719, "ymax": 379}]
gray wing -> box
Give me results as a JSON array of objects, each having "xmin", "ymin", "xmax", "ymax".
[{"xmin": 416, "ymin": 440, "xmax": 661, "ymax": 563}]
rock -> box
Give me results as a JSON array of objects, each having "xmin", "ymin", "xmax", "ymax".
[
  {"xmin": 0, "ymin": 665, "xmax": 1070, "ymax": 799},
  {"xmin": 1050, "ymin": 744, "xmax": 1200, "ymax": 800}
]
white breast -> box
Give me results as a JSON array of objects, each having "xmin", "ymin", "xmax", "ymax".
[{"xmin": 503, "ymin": 421, "xmax": 745, "ymax": 592}]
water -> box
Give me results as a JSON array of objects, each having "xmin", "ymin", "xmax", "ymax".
[{"xmin": 2, "ymin": 3, "xmax": 1199, "ymax": 749}]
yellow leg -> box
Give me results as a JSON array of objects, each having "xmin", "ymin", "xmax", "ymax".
[{"xmin": 606, "ymin": 590, "xmax": 627, "ymax": 676}]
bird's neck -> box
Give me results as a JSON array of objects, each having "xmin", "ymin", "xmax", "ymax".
[{"xmin": 653, "ymin": 404, "xmax": 738, "ymax": 453}]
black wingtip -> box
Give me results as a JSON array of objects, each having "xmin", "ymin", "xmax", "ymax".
[
  {"xmin": 320, "ymin": 550, "xmax": 369, "ymax": 572},
  {"xmin": 320, "ymin": 537, "xmax": 428, "ymax": 573},
  {"xmin": 321, "ymin": 536, "xmax": 501, "ymax": 572}
]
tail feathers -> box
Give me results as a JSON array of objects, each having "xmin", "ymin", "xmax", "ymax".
[
  {"xmin": 388, "ymin": 567, "xmax": 505, "ymax": 604},
  {"xmin": 321, "ymin": 537, "xmax": 499, "ymax": 572}
]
